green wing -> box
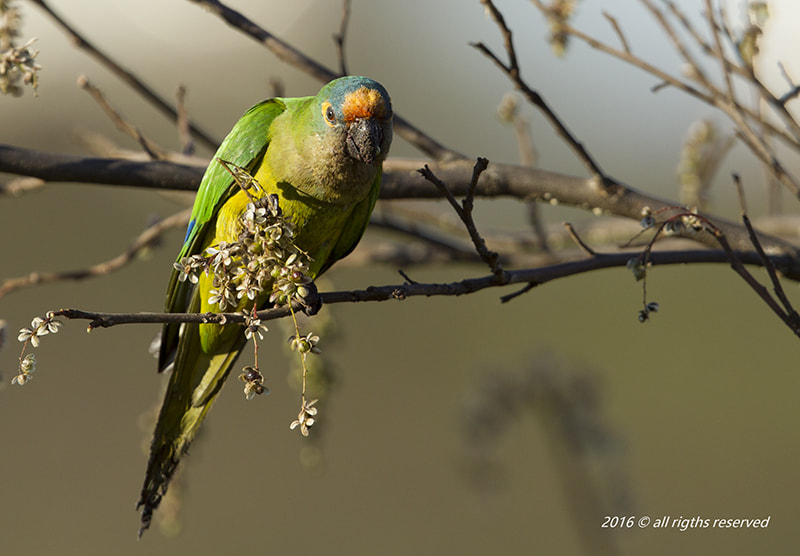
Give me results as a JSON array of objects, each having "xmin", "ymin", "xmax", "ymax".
[{"xmin": 158, "ymin": 98, "xmax": 286, "ymax": 371}]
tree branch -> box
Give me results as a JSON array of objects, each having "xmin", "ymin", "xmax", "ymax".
[
  {"xmin": 418, "ymin": 158, "xmax": 505, "ymax": 277},
  {"xmin": 0, "ymin": 145, "xmax": 203, "ymax": 190},
  {"xmin": 51, "ymin": 246, "xmax": 799, "ymax": 330},
  {"xmin": 3, "ymin": 146, "xmax": 800, "ymax": 277},
  {"xmin": 333, "ymin": 0, "xmax": 351, "ymax": 76}
]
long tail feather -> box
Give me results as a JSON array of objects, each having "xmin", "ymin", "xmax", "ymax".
[{"xmin": 137, "ymin": 323, "xmax": 245, "ymax": 537}]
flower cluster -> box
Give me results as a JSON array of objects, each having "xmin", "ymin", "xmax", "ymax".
[
  {"xmin": 17, "ymin": 313, "xmax": 61, "ymax": 348},
  {"xmin": 242, "ymin": 310, "xmax": 268, "ymax": 341},
  {"xmin": 662, "ymin": 213, "xmax": 705, "ymax": 238},
  {"xmin": 0, "ymin": 35, "xmax": 41, "ymax": 96},
  {"xmin": 172, "ymin": 194, "xmax": 314, "ymax": 314},
  {"xmin": 13, "ymin": 312, "xmax": 62, "ymax": 385},
  {"xmin": 12, "ymin": 353, "xmax": 35, "ymax": 385},
  {"xmin": 289, "ymin": 398, "xmax": 318, "ymax": 437},
  {"xmin": 289, "ymin": 332, "xmax": 321, "ymax": 355},
  {"xmin": 176, "ymin": 163, "xmax": 325, "ymax": 429},
  {"xmin": 542, "ymin": 0, "xmax": 577, "ymax": 56},
  {"xmin": 238, "ymin": 366, "xmax": 268, "ymax": 400}
]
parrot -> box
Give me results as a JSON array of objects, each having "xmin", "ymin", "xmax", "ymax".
[{"xmin": 137, "ymin": 76, "xmax": 393, "ymax": 536}]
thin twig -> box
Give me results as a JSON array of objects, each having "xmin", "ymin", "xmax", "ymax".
[
  {"xmin": 704, "ymin": 0, "xmax": 736, "ymax": 106},
  {"xmin": 333, "ymin": 0, "xmax": 351, "ymax": 76},
  {"xmin": 563, "ymin": 222, "xmax": 596, "ymax": 256},
  {"xmin": 777, "ymin": 63, "xmax": 800, "ymax": 105},
  {"xmin": 536, "ymin": 0, "xmax": 800, "ymax": 199},
  {"xmin": 418, "ymin": 159, "xmax": 505, "ymax": 278},
  {"xmin": 77, "ymin": 75, "xmax": 168, "ymax": 160},
  {"xmin": 497, "ymin": 93, "xmax": 549, "ymax": 252},
  {"xmin": 397, "ymin": 269, "xmax": 417, "ymax": 284},
  {"xmin": 716, "ymin": 5, "xmax": 800, "ymax": 143},
  {"xmin": 732, "ymin": 174, "xmax": 800, "ymax": 325},
  {"xmin": 530, "ymin": 0, "xmax": 800, "ymax": 154},
  {"xmin": 710, "ymin": 227, "xmax": 800, "ymax": 337},
  {"xmin": 602, "ymin": 12, "xmax": 630, "ymax": 54},
  {"xmin": 175, "ymin": 85, "xmax": 195, "ymax": 156},
  {"xmin": 475, "ymin": 0, "xmax": 608, "ymax": 181}
]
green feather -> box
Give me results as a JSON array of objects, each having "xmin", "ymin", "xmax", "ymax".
[{"xmin": 138, "ymin": 76, "xmax": 392, "ymax": 536}]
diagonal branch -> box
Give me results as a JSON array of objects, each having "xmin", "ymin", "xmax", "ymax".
[
  {"xmin": 333, "ymin": 0, "xmax": 351, "ymax": 76},
  {"xmin": 30, "ymin": 0, "xmax": 219, "ymax": 151},
  {"xmin": 77, "ymin": 75, "xmax": 169, "ymax": 160},
  {"xmin": 418, "ymin": 158, "xmax": 505, "ymax": 278},
  {"xmin": 474, "ymin": 0, "xmax": 608, "ymax": 181}
]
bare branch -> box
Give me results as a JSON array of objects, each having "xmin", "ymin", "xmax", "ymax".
[
  {"xmin": 4, "ymin": 147, "xmax": 800, "ymax": 277},
  {"xmin": 77, "ymin": 75, "xmax": 168, "ymax": 160},
  {"xmin": 602, "ymin": 11, "xmax": 630, "ymax": 54},
  {"xmin": 51, "ymin": 246, "xmax": 797, "ymax": 329},
  {"xmin": 418, "ymin": 158, "xmax": 505, "ymax": 277},
  {"xmin": 530, "ymin": 0, "xmax": 800, "ymax": 156},
  {"xmin": 474, "ymin": 0, "xmax": 609, "ymax": 181},
  {"xmin": 704, "ymin": 0, "xmax": 736, "ymax": 103},
  {"xmin": 175, "ymin": 85, "xmax": 195, "ymax": 156},
  {"xmin": 0, "ymin": 145, "xmax": 203, "ymax": 190},
  {"xmin": 333, "ymin": 0, "xmax": 351, "ymax": 76},
  {"xmin": 710, "ymin": 223, "xmax": 800, "ymax": 337},
  {"xmin": 732, "ymin": 174, "xmax": 800, "ymax": 325},
  {"xmin": 563, "ymin": 222, "xmax": 596, "ymax": 256}
]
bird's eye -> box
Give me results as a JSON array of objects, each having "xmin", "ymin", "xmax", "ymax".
[{"xmin": 322, "ymin": 102, "xmax": 336, "ymax": 126}]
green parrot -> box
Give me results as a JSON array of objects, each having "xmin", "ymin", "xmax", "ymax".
[{"xmin": 137, "ymin": 76, "xmax": 393, "ymax": 536}]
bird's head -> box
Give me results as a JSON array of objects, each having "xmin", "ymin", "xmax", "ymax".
[{"xmin": 315, "ymin": 76, "xmax": 393, "ymax": 166}]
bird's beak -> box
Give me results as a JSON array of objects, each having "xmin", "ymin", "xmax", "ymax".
[{"xmin": 346, "ymin": 118, "xmax": 384, "ymax": 165}]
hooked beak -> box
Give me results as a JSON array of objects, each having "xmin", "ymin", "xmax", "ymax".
[{"xmin": 346, "ymin": 118, "xmax": 384, "ymax": 165}]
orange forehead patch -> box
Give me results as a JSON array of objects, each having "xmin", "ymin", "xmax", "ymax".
[{"xmin": 341, "ymin": 87, "xmax": 388, "ymax": 122}]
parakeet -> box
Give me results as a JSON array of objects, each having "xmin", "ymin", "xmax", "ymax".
[{"xmin": 137, "ymin": 76, "xmax": 393, "ymax": 536}]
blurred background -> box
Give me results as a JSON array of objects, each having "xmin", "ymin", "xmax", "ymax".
[{"xmin": 2, "ymin": 1, "xmax": 799, "ymax": 554}]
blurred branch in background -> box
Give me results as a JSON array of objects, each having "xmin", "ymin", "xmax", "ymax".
[
  {"xmin": 0, "ymin": 209, "xmax": 190, "ymax": 299},
  {"xmin": 459, "ymin": 354, "xmax": 631, "ymax": 556},
  {"xmin": 531, "ymin": 0, "xmax": 800, "ymax": 197},
  {"xmin": 28, "ymin": 0, "xmax": 220, "ymax": 149}
]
